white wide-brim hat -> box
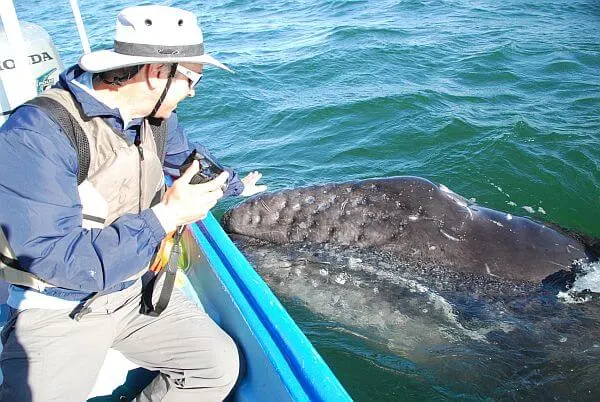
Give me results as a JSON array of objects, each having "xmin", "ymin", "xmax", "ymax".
[{"xmin": 79, "ymin": 5, "xmax": 232, "ymax": 73}]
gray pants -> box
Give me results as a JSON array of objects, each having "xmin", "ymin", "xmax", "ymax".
[{"xmin": 0, "ymin": 280, "xmax": 240, "ymax": 401}]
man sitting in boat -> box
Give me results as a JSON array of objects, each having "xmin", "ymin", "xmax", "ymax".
[{"xmin": 0, "ymin": 5, "xmax": 265, "ymax": 401}]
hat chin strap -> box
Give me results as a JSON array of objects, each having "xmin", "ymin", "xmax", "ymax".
[{"xmin": 150, "ymin": 63, "xmax": 178, "ymax": 118}]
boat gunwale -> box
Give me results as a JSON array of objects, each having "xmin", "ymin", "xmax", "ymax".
[{"xmin": 192, "ymin": 213, "xmax": 351, "ymax": 401}]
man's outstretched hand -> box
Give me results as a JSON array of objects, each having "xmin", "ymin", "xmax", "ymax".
[{"xmin": 241, "ymin": 171, "xmax": 267, "ymax": 197}]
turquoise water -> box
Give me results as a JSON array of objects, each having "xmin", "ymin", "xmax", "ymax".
[{"xmin": 14, "ymin": 0, "xmax": 600, "ymax": 399}]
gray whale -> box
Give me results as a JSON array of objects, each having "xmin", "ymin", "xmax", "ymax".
[
  {"xmin": 221, "ymin": 177, "xmax": 600, "ymax": 395},
  {"xmin": 222, "ymin": 176, "xmax": 595, "ymax": 284}
]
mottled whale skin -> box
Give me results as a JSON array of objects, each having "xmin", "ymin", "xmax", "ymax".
[{"xmin": 222, "ymin": 176, "xmax": 593, "ymax": 283}]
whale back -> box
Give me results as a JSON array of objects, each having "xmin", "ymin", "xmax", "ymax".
[{"xmin": 222, "ymin": 177, "xmax": 591, "ymax": 282}]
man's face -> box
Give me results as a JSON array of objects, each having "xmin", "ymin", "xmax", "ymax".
[{"xmin": 152, "ymin": 63, "xmax": 204, "ymax": 119}]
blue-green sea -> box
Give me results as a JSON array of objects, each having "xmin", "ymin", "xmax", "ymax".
[{"xmin": 14, "ymin": 0, "xmax": 600, "ymax": 400}]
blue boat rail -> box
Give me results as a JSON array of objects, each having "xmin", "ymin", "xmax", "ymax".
[{"xmin": 191, "ymin": 212, "xmax": 352, "ymax": 401}]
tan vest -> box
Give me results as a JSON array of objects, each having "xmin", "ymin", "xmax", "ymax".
[{"xmin": 0, "ymin": 89, "xmax": 165, "ymax": 291}]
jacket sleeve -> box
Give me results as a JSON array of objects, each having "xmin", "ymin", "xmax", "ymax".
[
  {"xmin": 163, "ymin": 112, "xmax": 245, "ymax": 197},
  {"xmin": 0, "ymin": 106, "xmax": 166, "ymax": 292}
]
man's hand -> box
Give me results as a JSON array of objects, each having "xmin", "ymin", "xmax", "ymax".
[
  {"xmin": 158, "ymin": 160, "xmax": 229, "ymax": 228},
  {"xmin": 241, "ymin": 171, "xmax": 267, "ymax": 197}
]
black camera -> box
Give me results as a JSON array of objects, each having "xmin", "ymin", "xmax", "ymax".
[{"xmin": 179, "ymin": 149, "xmax": 225, "ymax": 185}]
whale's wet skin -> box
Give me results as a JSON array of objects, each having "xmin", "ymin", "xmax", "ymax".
[
  {"xmin": 223, "ymin": 177, "xmax": 593, "ymax": 282},
  {"xmin": 222, "ymin": 177, "xmax": 600, "ymax": 398}
]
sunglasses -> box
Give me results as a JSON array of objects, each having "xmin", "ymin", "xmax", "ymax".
[{"xmin": 176, "ymin": 64, "xmax": 203, "ymax": 89}]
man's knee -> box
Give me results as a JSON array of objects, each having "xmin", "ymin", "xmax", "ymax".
[
  {"xmin": 175, "ymin": 330, "xmax": 240, "ymax": 396},
  {"xmin": 209, "ymin": 333, "xmax": 240, "ymax": 393}
]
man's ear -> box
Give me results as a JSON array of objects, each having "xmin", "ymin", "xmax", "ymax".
[{"xmin": 145, "ymin": 64, "xmax": 166, "ymax": 90}]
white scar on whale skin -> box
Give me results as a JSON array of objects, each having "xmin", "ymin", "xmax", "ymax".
[
  {"xmin": 340, "ymin": 199, "xmax": 348, "ymax": 212},
  {"xmin": 566, "ymin": 244, "xmax": 584, "ymax": 254},
  {"xmin": 547, "ymin": 261, "xmax": 570, "ymax": 269},
  {"xmin": 465, "ymin": 206, "xmax": 474, "ymax": 220},
  {"xmin": 439, "ymin": 183, "xmax": 474, "ymax": 220},
  {"xmin": 440, "ymin": 229, "xmax": 461, "ymax": 242},
  {"xmin": 260, "ymin": 199, "xmax": 272, "ymax": 213},
  {"xmin": 485, "ymin": 263, "xmax": 501, "ymax": 278}
]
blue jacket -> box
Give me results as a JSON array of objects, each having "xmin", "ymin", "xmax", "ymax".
[{"xmin": 0, "ymin": 65, "xmax": 243, "ymax": 301}]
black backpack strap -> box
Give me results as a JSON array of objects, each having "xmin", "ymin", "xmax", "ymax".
[
  {"xmin": 147, "ymin": 116, "xmax": 168, "ymax": 207},
  {"xmin": 24, "ymin": 97, "xmax": 90, "ymax": 185},
  {"xmin": 147, "ymin": 116, "xmax": 168, "ymax": 164}
]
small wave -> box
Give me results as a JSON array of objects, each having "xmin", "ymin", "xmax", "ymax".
[
  {"xmin": 543, "ymin": 60, "xmax": 582, "ymax": 74},
  {"xmin": 325, "ymin": 24, "xmax": 410, "ymax": 43}
]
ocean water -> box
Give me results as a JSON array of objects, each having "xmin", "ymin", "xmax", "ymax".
[{"xmin": 12, "ymin": 0, "xmax": 600, "ymax": 400}]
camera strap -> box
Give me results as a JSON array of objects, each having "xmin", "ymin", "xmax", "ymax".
[{"xmin": 140, "ymin": 225, "xmax": 185, "ymax": 316}]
